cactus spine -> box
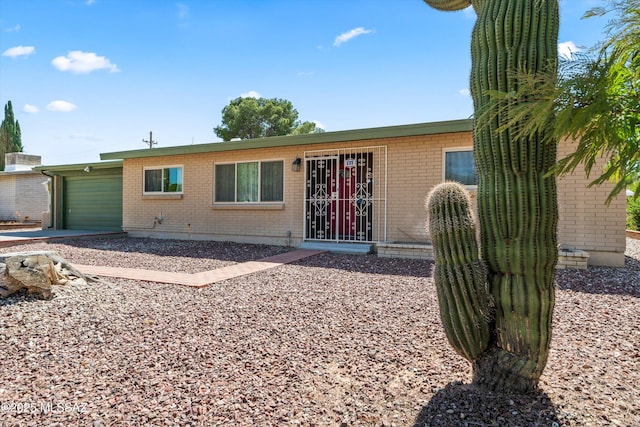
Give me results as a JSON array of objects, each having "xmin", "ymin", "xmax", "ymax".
[{"xmin": 423, "ymin": 0, "xmax": 559, "ymax": 393}]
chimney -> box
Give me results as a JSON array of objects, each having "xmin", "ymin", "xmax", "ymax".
[{"xmin": 4, "ymin": 153, "xmax": 42, "ymax": 172}]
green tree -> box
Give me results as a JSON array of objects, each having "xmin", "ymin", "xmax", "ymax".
[
  {"xmin": 628, "ymin": 181, "xmax": 640, "ymax": 230},
  {"xmin": 484, "ymin": 0, "xmax": 639, "ymax": 203},
  {"xmin": 0, "ymin": 100, "xmax": 24, "ymax": 171},
  {"xmin": 214, "ymin": 97, "xmax": 322, "ymax": 141},
  {"xmin": 292, "ymin": 120, "xmax": 325, "ymax": 135},
  {"xmin": 424, "ymin": 0, "xmax": 559, "ymax": 394}
]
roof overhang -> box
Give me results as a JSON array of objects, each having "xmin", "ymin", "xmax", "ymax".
[
  {"xmin": 0, "ymin": 169, "xmax": 43, "ymax": 176},
  {"xmin": 34, "ymin": 160, "xmax": 123, "ymax": 174}
]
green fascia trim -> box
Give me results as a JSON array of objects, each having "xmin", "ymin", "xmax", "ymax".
[
  {"xmin": 0, "ymin": 170, "xmax": 43, "ymax": 176},
  {"xmin": 34, "ymin": 160, "xmax": 123, "ymax": 174},
  {"xmin": 100, "ymin": 119, "xmax": 473, "ymax": 160}
]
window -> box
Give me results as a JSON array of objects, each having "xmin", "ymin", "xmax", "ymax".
[
  {"xmin": 260, "ymin": 160, "xmax": 284, "ymax": 202},
  {"xmin": 144, "ymin": 166, "xmax": 183, "ymax": 194},
  {"xmin": 215, "ymin": 164, "xmax": 235, "ymax": 202},
  {"xmin": 215, "ymin": 160, "xmax": 283, "ymax": 203},
  {"xmin": 237, "ymin": 162, "xmax": 259, "ymax": 202},
  {"xmin": 444, "ymin": 149, "xmax": 477, "ymax": 187}
]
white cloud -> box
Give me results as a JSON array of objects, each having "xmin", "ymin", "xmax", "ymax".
[
  {"xmin": 459, "ymin": 88, "xmax": 470, "ymax": 97},
  {"xmin": 23, "ymin": 104, "xmax": 39, "ymax": 113},
  {"xmin": 333, "ymin": 27, "xmax": 374, "ymax": 47},
  {"xmin": 314, "ymin": 121, "xmax": 325, "ymax": 130},
  {"xmin": 51, "ymin": 50, "xmax": 120, "ymax": 74},
  {"xmin": 297, "ymin": 71, "xmax": 315, "ymax": 77},
  {"xmin": 177, "ymin": 3, "xmax": 189, "ymax": 19},
  {"xmin": 558, "ymin": 41, "xmax": 581, "ymax": 60},
  {"xmin": 5, "ymin": 24, "xmax": 21, "ymax": 32},
  {"xmin": 85, "ymin": 0, "xmax": 96, "ymax": 5},
  {"xmin": 2, "ymin": 45, "xmax": 35, "ymax": 58},
  {"xmin": 240, "ymin": 90, "xmax": 261, "ymax": 99},
  {"xmin": 462, "ymin": 5, "xmax": 475, "ymax": 18},
  {"xmin": 46, "ymin": 100, "xmax": 77, "ymax": 112}
]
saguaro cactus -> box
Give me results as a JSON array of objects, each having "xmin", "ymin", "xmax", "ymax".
[
  {"xmin": 423, "ymin": 0, "xmax": 559, "ymax": 393},
  {"xmin": 426, "ymin": 182, "xmax": 492, "ymax": 361}
]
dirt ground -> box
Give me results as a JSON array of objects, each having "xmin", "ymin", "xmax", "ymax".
[{"xmin": 0, "ymin": 237, "xmax": 638, "ymax": 426}]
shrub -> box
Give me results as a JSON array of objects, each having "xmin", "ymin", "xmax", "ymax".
[{"xmin": 627, "ymin": 197, "xmax": 640, "ymax": 231}]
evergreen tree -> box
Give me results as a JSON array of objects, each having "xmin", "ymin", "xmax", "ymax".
[
  {"xmin": 214, "ymin": 97, "xmax": 321, "ymax": 141},
  {"xmin": 13, "ymin": 120, "xmax": 23, "ymax": 152},
  {"xmin": 0, "ymin": 101, "xmax": 24, "ymax": 171}
]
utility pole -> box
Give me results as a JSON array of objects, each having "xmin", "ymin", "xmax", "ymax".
[{"xmin": 142, "ymin": 131, "xmax": 157, "ymax": 149}]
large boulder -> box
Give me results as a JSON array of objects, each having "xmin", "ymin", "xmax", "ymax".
[{"xmin": 0, "ymin": 251, "xmax": 88, "ymax": 300}]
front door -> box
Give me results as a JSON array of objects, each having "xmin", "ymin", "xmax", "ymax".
[
  {"xmin": 305, "ymin": 157, "xmax": 338, "ymax": 240},
  {"xmin": 305, "ymin": 153, "xmax": 374, "ymax": 242}
]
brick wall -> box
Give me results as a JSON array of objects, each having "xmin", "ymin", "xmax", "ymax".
[
  {"xmin": 123, "ymin": 146, "xmax": 307, "ymax": 246},
  {"xmin": 385, "ymin": 132, "xmax": 473, "ymax": 242},
  {"xmin": 0, "ymin": 172, "xmax": 49, "ymax": 221},
  {"xmin": 556, "ymin": 140, "xmax": 626, "ymax": 266},
  {"xmin": 0, "ymin": 175, "xmax": 17, "ymax": 219},
  {"xmin": 120, "ymin": 132, "xmax": 625, "ymax": 265}
]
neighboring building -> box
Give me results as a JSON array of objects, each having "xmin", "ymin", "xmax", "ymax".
[
  {"xmin": 96, "ymin": 119, "xmax": 625, "ymax": 267},
  {"xmin": 0, "ymin": 153, "xmax": 49, "ymax": 224}
]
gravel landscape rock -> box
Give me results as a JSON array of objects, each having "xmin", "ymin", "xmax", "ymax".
[{"xmin": 0, "ymin": 237, "xmax": 638, "ymax": 426}]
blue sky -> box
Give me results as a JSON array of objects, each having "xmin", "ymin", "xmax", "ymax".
[{"xmin": 1, "ymin": 0, "xmax": 607, "ymax": 165}]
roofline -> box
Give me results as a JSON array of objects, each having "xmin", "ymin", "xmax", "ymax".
[
  {"xmin": 100, "ymin": 119, "xmax": 473, "ymax": 160},
  {"xmin": 34, "ymin": 160, "xmax": 123, "ymax": 173},
  {"xmin": 0, "ymin": 169, "xmax": 43, "ymax": 176}
]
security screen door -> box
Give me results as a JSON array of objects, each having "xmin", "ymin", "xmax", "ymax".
[{"xmin": 305, "ymin": 149, "xmax": 383, "ymax": 242}]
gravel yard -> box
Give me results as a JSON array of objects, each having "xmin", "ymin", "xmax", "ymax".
[{"xmin": 0, "ymin": 237, "xmax": 639, "ymax": 426}]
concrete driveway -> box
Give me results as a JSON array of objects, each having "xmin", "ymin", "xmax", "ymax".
[{"xmin": 0, "ymin": 229, "xmax": 126, "ymax": 248}]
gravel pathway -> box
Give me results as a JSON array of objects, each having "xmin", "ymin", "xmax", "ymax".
[{"xmin": 0, "ymin": 237, "xmax": 638, "ymax": 426}]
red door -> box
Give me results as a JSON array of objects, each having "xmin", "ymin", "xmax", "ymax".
[
  {"xmin": 338, "ymin": 159, "xmax": 357, "ymax": 238},
  {"xmin": 305, "ymin": 154, "xmax": 373, "ymax": 241}
]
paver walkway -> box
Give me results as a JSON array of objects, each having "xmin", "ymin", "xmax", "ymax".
[{"xmin": 73, "ymin": 249, "xmax": 324, "ymax": 288}]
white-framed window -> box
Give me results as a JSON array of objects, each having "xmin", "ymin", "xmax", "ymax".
[
  {"xmin": 443, "ymin": 148, "xmax": 477, "ymax": 187},
  {"xmin": 214, "ymin": 160, "xmax": 284, "ymax": 203},
  {"xmin": 143, "ymin": 166, "xmax": 183, "ymax": 194}
]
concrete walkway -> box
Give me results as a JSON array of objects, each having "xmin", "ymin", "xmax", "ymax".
[
  {"xmin": 0, "ymin": 229, "xmax": 325, "ymax": 287},
  {"xmin": 0, "ymin": 229, "xmax": 127, "ymax": 248},
  {"xmin": 74, "ymin": 249, "xmax": 324, "ymax": 288}
]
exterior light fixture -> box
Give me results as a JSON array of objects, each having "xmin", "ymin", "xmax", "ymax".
[
  {"xmin": 291, "ymin": 157, "xmax": 302, "ymax": 172},
  {"xmin": 83, "ymin": 166, "xmax": 92, "ymax": 173}
]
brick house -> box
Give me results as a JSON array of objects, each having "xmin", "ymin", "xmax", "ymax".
[{"xmin": 99, "ymin": 119, "xmax": 626, "ymax": 267}]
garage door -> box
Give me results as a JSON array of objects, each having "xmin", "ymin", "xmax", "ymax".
[{"xmin": 63, "ymin": 175, "xmax": 123, "ymax": 231}]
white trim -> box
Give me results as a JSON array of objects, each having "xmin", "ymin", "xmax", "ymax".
[
  {"xmin": 212, "ymin": 158, "xmax": 285, "ymax": 204},
  {"xmin": 142, "ymin": 164, "xmax": 184, "ymax": 195}
]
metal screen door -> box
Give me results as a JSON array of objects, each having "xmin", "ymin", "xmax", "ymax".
[
  {"xmin": 305, "ymin": 150, "xmax": 381, "ymax": 242},
  {"xmin": 305, "ymin": 156, "xmax": 338, "ymax": 240}
]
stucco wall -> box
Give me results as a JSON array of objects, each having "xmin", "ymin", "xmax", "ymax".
[
  {"xmin": 120, "ymin": 131, "xmax": 626, "ymax": 266},
  {"xmin": 0, "ymin": 172, "xmax": 49, "ymax": 221}
]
